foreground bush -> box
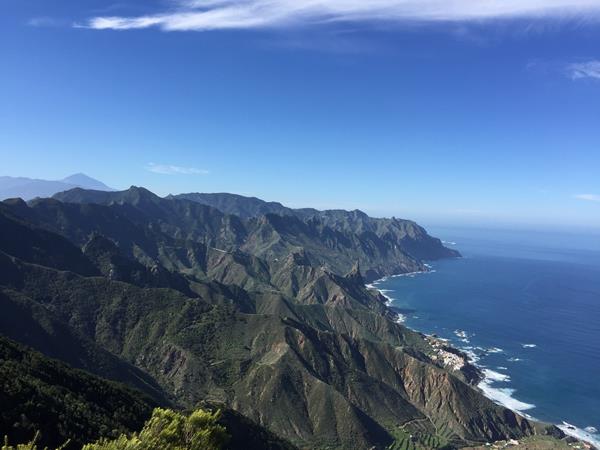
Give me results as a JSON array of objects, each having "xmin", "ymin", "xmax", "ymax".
[
  {"xmin": 82, "ymin": 408, "xmax": 229, "ymax": 450},
  {"xmin": 2, "ymin": 432, "xmax": 69, "ymax": 449}
]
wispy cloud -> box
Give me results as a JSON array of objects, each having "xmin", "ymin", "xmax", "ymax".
[
  {"xmin": 145, "ymin": 163, "xmax": 209, "ymax": 175},
  {"xmin": 82, "ymin": 0, "xmax": 600, "ymax": 32},
  {"xmin": 566, "ymin": 60, "xmax": 600, "ymax": 80},
  {"xmin": 574, "ymin": 194, "xmax": 600, "ymax": 202},
  {"xmin": 28, "ymin": 17, "xmax": 67, "ymax": 27}
]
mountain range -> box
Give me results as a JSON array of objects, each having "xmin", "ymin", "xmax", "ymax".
[
  {"xmin": 0, "ymin": 173, "xmax": 113, "ymax": 200},
  {"xmin": 0, "ymin": 185, "xmax": 566, "ymax": 449}
]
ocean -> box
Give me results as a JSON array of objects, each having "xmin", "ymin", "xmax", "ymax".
[{"xmin": 373, "ymin": 226, "xmax": 600, "ymax": 446}]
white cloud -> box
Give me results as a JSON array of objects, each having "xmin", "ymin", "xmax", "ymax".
[
  {"xmin": 574, "ymin": 194, "xmax": 600, "ymax": 202},
  {"xmin": 567, "ymin": 60, "xmax": 600, "ymax": 80},
  {"xmin": 83, "ymin": 0, "xmax": 600, "ymax": 31},
  {"xmin": 145, "ymin": 163, "xmax": 209, "ymax": 175},
  {"xmin": 28, "ymin": 17, "xmax": 66, "ymax": 27}
]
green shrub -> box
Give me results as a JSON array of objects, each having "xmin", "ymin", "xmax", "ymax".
[
  {"xmin": 2, "ymin": 432, "xmax": 70, "ymax": 450},
  {"xmin": 82, "ymin": 408, "xmax": 229, "ymax": 450}
]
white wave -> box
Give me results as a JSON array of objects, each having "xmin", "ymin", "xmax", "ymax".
[
  {"xmin": 394, "ymin": 313, "xmax": 406, "ymax": 324},
  {"xmin": 486, "ymin": 347, "xmax": 504, "ymax": 354},
  {"xmin": 391, "ymin": 270, "xmax": 425, "ymax": 278},
  {"xmin": 459, "ymin": 342, "xmax": 548, "ymax": 424},
  {"xmin": 482, "ymin": 369, "xmax": 511, "ymax": 383},
  {"xmin": 473, "ymin": 346, "xmax": 503, "ymax": 354},
  {"xmin": 442, "ymin": 240, "xmax": 457, "ymax": 245},
  {"xmin": 365, "ymin": 281, "xmax": 396, "ymax": 306},
  {"xmin": 478, "ymin": 380, "xmax": 535, "ymax": 412},
  {"xmin": 459, "ymin": 347, "xmax": 481, "ymax": 364},
  {"xmin": 380, "ymin": 292, "xmax": 394, "ymax": 305},
  {"xmin": 366, "ymin": 272, "xmax": 597, "ymax": 449},
  {"xmin": 365, "ymin": 271, "xmax": 434, "ymax": 308},
  {"xmin": 558, "ymin": 422, "xmax": 600, "ymax": 449},
  {"xmin": 365, "ymin": 274, "xmax": 598, "ymax": 448},
  {"xmin": 476, "ymin": 362, "xmax": 535, "ymax": 414},
  {"xmin": 454, "ymin": 330, "xmax": 478, "ymax": 344}
]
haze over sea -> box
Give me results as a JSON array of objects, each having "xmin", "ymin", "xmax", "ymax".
[{"xmin": 375, "ymin": 226, "xmax": 600, "ymax": 446}]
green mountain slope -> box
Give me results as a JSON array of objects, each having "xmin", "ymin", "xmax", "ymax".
[
  {"xmin": 172, "ymin": 192, "xmax": 460, "ymax": 265},
  {"xmin": 0, "ymin": 188, "xmax": 558, "ymax": 449},
  {"xmin": 1, "ymin": 255, "xmax": 537, "ymax": 448},
  {"xmin": 0, "ymin": 335, "xmax": 298, "ymax": 450},
  {"xmin": 0, "ymin": 335, "xmax": 156, "ymax": 449},
  {"xmin": 50, "ymin": 187, "xmax": 458, "ymax": 280}
]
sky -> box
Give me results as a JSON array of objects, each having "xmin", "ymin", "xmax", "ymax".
[{"xmin": 1, "ymin": 0, "xmax": 600, "ymax": 230}]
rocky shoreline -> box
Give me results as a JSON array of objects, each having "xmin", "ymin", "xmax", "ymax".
[
  {"xmin": 366, "ymin": 271, "xmax": 480, "ymax": 374},
  {"xmin": 367, "ymin": 274, "xmax": 598, "ymax": 450}
]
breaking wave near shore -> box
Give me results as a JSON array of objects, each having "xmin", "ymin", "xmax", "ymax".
[{"xmin": 368, "ymin": 261, "xmax": 600, "ymax": 449}]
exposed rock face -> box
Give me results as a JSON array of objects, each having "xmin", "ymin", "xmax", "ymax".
[
  {"xmin": 52, "ymin": 187, "xmax": 459, "ymax": 280},
  {"xmin": 0, "ymin": 188, "xmax": 553, "ymax": 450}
]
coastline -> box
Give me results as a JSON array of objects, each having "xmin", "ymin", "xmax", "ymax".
[
  {"xmin": 366, "ymin": 269, "xmax": 600, "ymax": 449},
  {"xmin": 366, "ymin": 265, "xmax": 436, "ymax": 322}
]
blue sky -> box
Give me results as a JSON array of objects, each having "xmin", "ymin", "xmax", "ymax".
[{"xmin": 1, "ymin": 0, "xmax": 600, "ymax": 230}]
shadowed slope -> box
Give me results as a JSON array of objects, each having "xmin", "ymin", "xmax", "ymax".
[{"xmin": 0, "ymin": 187, "xmax": 553, "ymax": 449}]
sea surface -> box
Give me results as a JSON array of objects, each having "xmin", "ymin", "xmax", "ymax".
[{"xmin": 374, "ymin": 226, "xmax": 600, "ymax": 446}]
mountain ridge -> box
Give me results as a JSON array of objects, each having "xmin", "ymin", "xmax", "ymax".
[
  {"xmin": 0, "ymin": 173, "xmax": 114, "ymax": 201},
  {"xmin": 0, "ymin": 186, "xmax": 563, "ymax": 449},
  {"xmin": 52, "ymin": 187, "xmax": 459, "ymax": 282}
]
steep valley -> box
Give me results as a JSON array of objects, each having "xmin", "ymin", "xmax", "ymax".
[{"xmin": 0, "ymin": 188, "xmax": 563, "ymax": 449}]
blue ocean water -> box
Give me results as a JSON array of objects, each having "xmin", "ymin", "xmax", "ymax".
[{"xmin": 375, "ymin": 227, "xmax": 600, "ymax": 444}]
